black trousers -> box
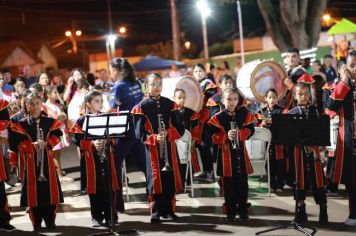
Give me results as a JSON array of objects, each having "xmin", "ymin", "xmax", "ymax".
[
  {"xmin": 89, "ymin": 192, "xmax": 117, "ymax": 222},
  {"xmin": 222, "ymin": 174, "xmax": 248, "ymax": 217},
  {"xmin": 295, "ymin": 154, "xmax": 326, "ymax": 205},
  {"xmin": 28, "ymin": 205, "xmax": 56, "ymax": 227},
  {"xmin": 346, "ymin": 184, "xmax": 356, "ymax": 218},
  {"xmin": 80, "ymin": 154, "xmax": 87, "ymax": 192},
  {"xmin": 197, "ymin": 144, "xmax": 213, "ymax": 172},
  {"xmin": 0, "ymin": 181, "xmax": 11, "ymax": 224},
  {"xmin": 268, "ymin": 145, "xmax": 285, "ymax": 189},
  {"xmin": 150, "ymin": 193, "xmax": 175, "ymax": 219},
  {"xmin": 114, "ymin": 127, "xmax": 147, "ymax": 212}
]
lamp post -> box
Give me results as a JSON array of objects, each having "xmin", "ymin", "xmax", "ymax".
[
  {"xmin": 236, "ymin": 1, "xmax": 245, "ymax": 65},
  {"xmin": 197, "ymin": 0, "xmax": 211, "ymax": 60},
  {"xmin": 106, "ymin": 34, "xmax": 117, "ymax": 62}
]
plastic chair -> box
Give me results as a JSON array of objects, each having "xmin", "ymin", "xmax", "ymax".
[
  {"xmin": 176, "ymin": 130, "xmax": 195, "ymax": 197},
  {"xmin": 245, "ymin": 127, "xmax": 272, "ymax": 196}
]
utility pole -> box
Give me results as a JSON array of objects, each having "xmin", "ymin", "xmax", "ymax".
[{"xmin": 170, "ymin": 0, "xmax": 181, "ymax": 60}]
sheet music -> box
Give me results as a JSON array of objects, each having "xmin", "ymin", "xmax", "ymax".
[{"xmin": 83, "ymin": 112, "xmax": 129, "ymax": 136}]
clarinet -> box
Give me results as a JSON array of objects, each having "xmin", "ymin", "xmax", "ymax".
[{"xmin": 158, "ymin": 114, "xmax": 171, "ymax": 171}]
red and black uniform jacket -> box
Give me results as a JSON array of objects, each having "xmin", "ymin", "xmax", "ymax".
[
  {"xmin": 8, "ymin": 115, "xmax": 63, "ymax": 207},
  {"xmin": 0, "ymin": 100, "xmax": 10, "ymax": 182},
  {"xmin": 326, "ymin": 80, "xmax": 356, "ymax": 187},
  {"xmin": 288, "ymin": 105, "xmax": 325, "ymax": 190},
  {"xmin": 208, "ymin": 107, "xmax": 255, "ymax": 177},
  {"xmin": 256, "ymin": 105, "xmax": 284, "ymax": 160},
  {"xmin": 70, "ymin": 114, "xmax": 119, "ymax": 195},
  {"xmin": 172, "ymin": 107, "xmax": 201, "ymax": 173},
  {"xmin": 132, "ymin": 96, "xmax": 184, "ymax": 195}
]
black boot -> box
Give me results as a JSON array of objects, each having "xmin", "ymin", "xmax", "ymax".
[
  {"xmin": 319, "ymin": 204, "xmax": 328, "ymax": 225},
  {"xmin": 238, "ymin": 205, "xmax": 250, "ymax": 222},
  {"xmin": 295, "ymin": 203, "xmax": 308, "ymax": 223}
]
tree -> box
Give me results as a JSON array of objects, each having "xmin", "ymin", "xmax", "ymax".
[{"xmin": 221, "ymin": 0, "xmax": 327, "ymax": 51}]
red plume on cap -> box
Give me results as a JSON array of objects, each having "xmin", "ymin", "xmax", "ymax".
[{"xmin": 297, "ymin": 73, "xmax": 315, "ymax": 84}]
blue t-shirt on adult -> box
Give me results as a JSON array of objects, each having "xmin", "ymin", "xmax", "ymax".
[{"xmin": 109, "ymin": 80, "xmax": 143, "ymax": 111}]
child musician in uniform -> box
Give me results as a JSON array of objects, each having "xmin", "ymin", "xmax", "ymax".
[
  {"xmin": 288, "ymin": 82, "xmax": 328, "ymax": 224},
  {"xmin": 0, "ymin": 99, "xmax": 16, "ymax": 232},
  {"xmin": 9, "ymin": 92, "xmax": 63, "ymax": 231},
  {"xmin": 208, "ymin": 88, "xmax": 255, "ymax": 222},
  {"xmin": 132, "ymin": 73, "xmax": 184, "ymax": 224},
  {"xmin": 257, "ymin": 89, "xmax": 285, "ymax": 192},
  {"xmin": 172, "ymin": 88, "xmax": 201, "ymax": 185},
  {"xmin": 70, "ymin": 90, "xmax": 119, "ymax": 227}
]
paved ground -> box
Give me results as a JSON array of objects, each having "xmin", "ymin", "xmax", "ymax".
[{"xmin": 4, "ymin": 144, "xmax": 356, "ymax": 235}]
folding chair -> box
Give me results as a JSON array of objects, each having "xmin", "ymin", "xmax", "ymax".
[
  {"xmin": 122, "ymin": 160, "xmax": 129, "ymax": 201},
  {"xmin": 245, "ymin": 127, "xmax": 272, "ymax": 196},
  {"xmin": 176, "ymin": 130, "xmax": 195, "ymax": 197}
]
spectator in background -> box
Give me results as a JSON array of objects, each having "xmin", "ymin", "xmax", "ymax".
[
  {"xmin": 38, "ymin": 72, "xmax": 50, "ymax": 96},
  {"xmin": 21, "ymin": 65, "xmax": 37, "ymax": 88},
  {"xmin": 311, "ymin": 60, "xmax": 326, "ymax": 113},
  {"xmin": 86, "ymin": 73, "xmax": 96, "ymax": 87},
  {"xmin": 51, "ymin": 74, "xmax": 64, "ymax": 86},
  {"xmin": 63, "ymin": 68, "xmax": 85, "ymax": 103},
  {"xmin": 234, "ymin": 56, "xmax": 242, "ymax": 76},
  {"xmin": 220, "ymin": 61, "xmax": 231, "ymax": 75},
  {"xmin": 207, "ymin": 64, "xmax": 216, "ymax": 84},
  {"xmin": 1, "ymin": 69, "xmax": 13, "ymax": 100},
  {"xmin": 95, "ymin": 68, "xmax": 107, "ymax": 86},
  {"xmin": 301, "ymin": 58, "xmax": 312, "ymax": 75},
  {"xmin": 322, "ymin": 55, "xmax": 337, "ymax": 83},
  {"xmin": 2, "ymin": 69, "xmax": 14, "ymax": 90},
  {"xmin": 169, "ymin": 63, "xmax": 181, "ymax": 78}
]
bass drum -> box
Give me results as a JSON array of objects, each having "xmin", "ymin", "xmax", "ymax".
[
  {"xmin": 236, "ymin": 60, "xmax": 287, "ymax": 102},
  {"xmin": 161, "ymin": 76, "xmax": 203, "ymax": 112}
]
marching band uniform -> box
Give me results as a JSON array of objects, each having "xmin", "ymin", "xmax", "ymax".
[
  {"xmin": 172, "ymin": 106, "xmax": 201, "ymax": 184},
  {"xmin": 0, "ymin": 100, "xmax": 15, "ymax": 231},
  {"xmin": 70, "ymin": 115, "xmax": 120, "ymax": 225},
  {"xmin": 206, "ymin": 93, "xmax": 223, "ymax": 118},
  {"xmin": 208, "ymin": 107, "xmax": 255, "ymax": 221},
  {"xmin": 132, "ymin": 95, "xmax": 184, "ymax": 223},
  {"xmin": 196, "ymin": 79, "xmax": 217, "ymax": 180},
  {"xmin": 287, "ymin": 105, "xmax": 328, "ymax": 224},
  {"xmin": 9, "ymin": 115, "xmax": 63, "ymax": 230},
  {"xmin": 257, "ymin": 105, "xmax": 285, "ymax": 190},
  {"xmin": 322, "ymin": 81, "xmax": 339, "ymax": 193},
  {"xmin": 326, "ymin": 79, "xmax": 356, "ymax": 222}
]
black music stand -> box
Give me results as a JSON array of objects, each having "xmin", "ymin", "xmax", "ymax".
[
  {"xmin": 255, "ymin": 114, "xmax": 330, "ymax": 236},
  {"xmin": 83, "ymin": 111, "xmax": 138, "ymax": 235}
]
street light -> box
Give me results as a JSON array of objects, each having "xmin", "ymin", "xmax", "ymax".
[
  {"xmin": 75, "ymin": 30, "xmax": 82, "ymax": 36},
  {"xmin": 196, "ymin": 0, "xmax": 211, "ymax": 60},
  {"xmin": 184, "ymin": 41, "xmax": 191, "ymax": 50},
  {"xmin": 118, "ymin": 26, "xmax": 126, "ymax": 35},
  {"xmin": 65, "ymin": 31, "xmax": 72, "ymax": 37},
  {"xmin": 65, "ymin": 30, "xmax": 82, "ymax": 54}
]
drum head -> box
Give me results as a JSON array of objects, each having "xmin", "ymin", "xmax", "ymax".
[
  {"xmin": 161, "ymin": 76, "xmax": 203, "ymax": 112},
  {"xmin": 176, "ymin": 76, "xmax": 203, "ymax": 112},
  {"xmin": 250, "ymin": 61, "xmax": 287, "ymax": 102}
]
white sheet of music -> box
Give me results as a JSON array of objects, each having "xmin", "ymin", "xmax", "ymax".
[{"xmin": 82, "ymin": 112, "xmax": 129, "ymax": 136}]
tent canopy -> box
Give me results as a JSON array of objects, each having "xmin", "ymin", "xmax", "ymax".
[
  {"xmin": 328, "ymin": 18, "xmax": 356, "ymax": 35},
  {"xmin": 133, "ymin": 55, "xmax": 186, "ymax": 72}
]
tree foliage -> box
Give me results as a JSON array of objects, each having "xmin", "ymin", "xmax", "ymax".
[{"xmin": 219, "ymin": 0, "xmax": 327, "ymax": 51}]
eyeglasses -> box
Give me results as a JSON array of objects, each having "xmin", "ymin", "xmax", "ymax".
[{"xmin": 148, "ymin": 82, "xmax": 162, "ymax": 87}]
